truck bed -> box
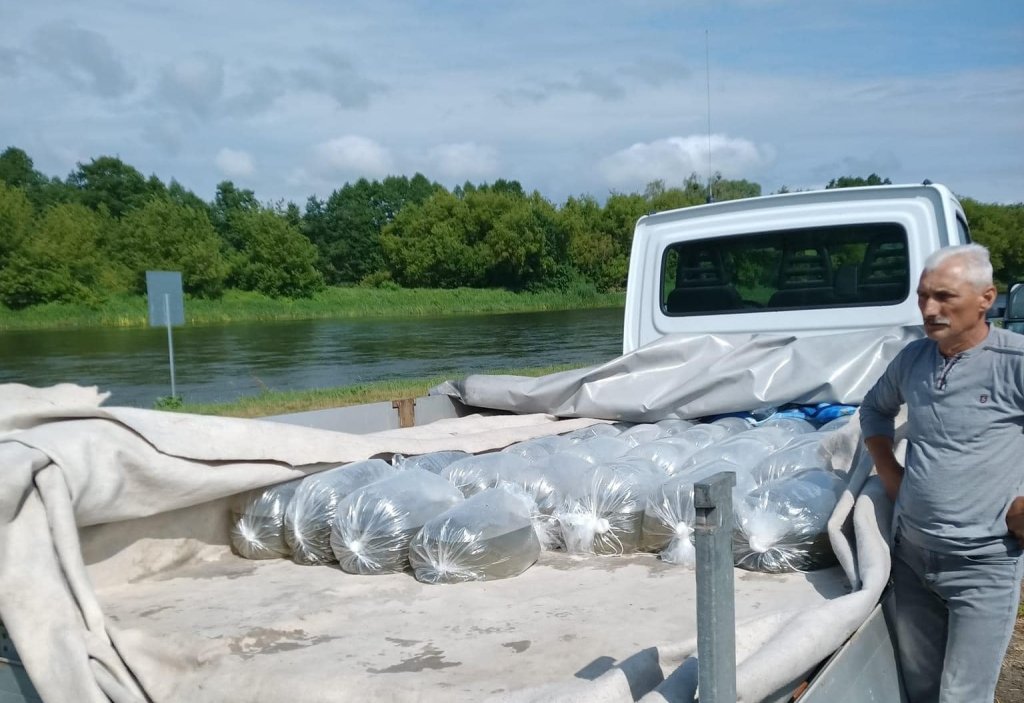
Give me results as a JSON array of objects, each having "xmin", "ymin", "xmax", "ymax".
[{"xmin": 90, "ymin": 542, "xmax": 846, "ymax": 701}]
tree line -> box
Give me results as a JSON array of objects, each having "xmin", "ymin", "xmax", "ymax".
[{"xmin": 0, "ymin": 146, "xmax": 1021, "ymax": 310}]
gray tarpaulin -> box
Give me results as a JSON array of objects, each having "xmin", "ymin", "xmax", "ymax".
[
  {"xmin": 433, "ymin": 326, "xmax": 923, "ymax": 422},
  {"xmin": 0, "ymin": 326, "xmax": 915, "ymax": 702}
]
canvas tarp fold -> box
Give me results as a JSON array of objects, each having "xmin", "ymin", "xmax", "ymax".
[{"xmin": 433, "ymin": 326, "xmax": 922, "ymax": 422}]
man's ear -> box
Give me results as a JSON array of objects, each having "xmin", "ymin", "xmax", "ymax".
[{"xmin": 980, "ymin": 285, "xmax": 997, "ymax": 312}]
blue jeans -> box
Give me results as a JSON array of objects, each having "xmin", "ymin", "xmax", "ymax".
[{"xmin": 891, "ymin": 529, "xmax": 1023, "ymax": 703}]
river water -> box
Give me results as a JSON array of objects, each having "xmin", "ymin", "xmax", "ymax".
[{"xmin": 0, "ymin": 308, "xmax": 625, "ymax": 408}]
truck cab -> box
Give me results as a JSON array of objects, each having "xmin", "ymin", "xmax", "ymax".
[{"xmin": 623, "ymin": 183, "xmax": 970, "ymax": 353}]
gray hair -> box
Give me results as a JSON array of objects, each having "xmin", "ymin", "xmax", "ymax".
[{"xmin": 922, "ymin": 243, "xmax": 994, "ymax": 289}]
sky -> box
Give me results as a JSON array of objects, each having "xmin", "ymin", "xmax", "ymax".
[{"xmin": 0, "ymin": 1, "xmax": 1021, "ymax": 207}]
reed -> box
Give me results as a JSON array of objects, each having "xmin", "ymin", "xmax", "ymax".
[
  {"xmin": 0, "ymin": 287, "xmax": 624, "ymax": 331},
  {"xmin": 173, "ymin": 363, "xmax": 583, "ymax": 417}
]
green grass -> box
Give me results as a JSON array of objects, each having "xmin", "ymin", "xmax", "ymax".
[
  {"xmin": 0, "ymin": 287, "xmax": 625, "ymax": 331},
  {"xmin": 172, "ymin": 363, "xmax": 583, "ymax": 418}
]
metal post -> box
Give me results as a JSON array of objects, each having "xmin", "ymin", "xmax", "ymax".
[
  {"xmin": 694, "ymin": 471, "xmax": 737, "ymax": 703},
  {"xmin": 164, "ymin": 293, "xmax": 177, "ymax": 399}
]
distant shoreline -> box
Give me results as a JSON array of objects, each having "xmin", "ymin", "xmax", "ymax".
[
  {"xmin": 0, "ymin": 287, "xmax": 625, "ymax": 332},
  {"xmin": 166, "ymin": 363, "xmax": 583, "ymax": 417}
]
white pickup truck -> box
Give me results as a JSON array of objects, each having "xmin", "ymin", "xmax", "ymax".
[
  {"xmin": 625, "ymin": 182, "xmax": 970, "ymax": 352},
  {"xmin": 0, "ymin": 183, "xmax": 987, "ymax": 703}
]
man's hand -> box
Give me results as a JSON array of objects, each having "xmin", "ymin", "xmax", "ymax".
[
  {"xmin": 1007, "ymin": 497, "xmax": 1024, "ymax": 548},
  {"xmin": 864, "ymin": 435, "xmax": 904, "ymax": 502}
]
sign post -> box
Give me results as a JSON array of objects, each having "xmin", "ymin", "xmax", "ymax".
[
  {"xmin": 146, "ymin": 271, "xmax": 185, "ymax": 401},
  {"xmin": 693, "ymin": 471, "xmax": 738, "ymax": 703}
]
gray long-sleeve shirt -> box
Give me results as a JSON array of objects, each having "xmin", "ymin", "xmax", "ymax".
[{"xmin": 860, "ymin": 325, "xmax": 1024, "ymax": 556}]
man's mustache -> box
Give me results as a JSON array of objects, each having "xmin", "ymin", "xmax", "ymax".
[{"xmin": 924, "ymin": 316, "xmax": 951, "ymax": 326}]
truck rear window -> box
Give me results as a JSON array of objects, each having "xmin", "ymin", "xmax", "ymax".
[{"xmin": 660, "ymin": 223, "xmax": 909, "ymax": 315}]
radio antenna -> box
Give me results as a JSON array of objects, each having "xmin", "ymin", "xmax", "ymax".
[{"xmin": 705, "ymin": 28, "xmax": 714, "ymax": 203}]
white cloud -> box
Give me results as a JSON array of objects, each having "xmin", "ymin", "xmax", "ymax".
[
  {"xmin": 427, "ymin": 142, "xmax": 499, "ymax": 181},
  {"xmin": 312, "ymin": 135, "xmax": 393, "ymax": 178},
  {"xmin": 598, "ymin": 134, "xmax": 775, "ymax": 190},
  {"xmin": 1, "ymin": 3, "xmax": 1020, "ymax": 206},
  {"xmin": 159, "ymin": 53, "xmax": 224, "ymax": 115},
  {"xmin": 215, "ymin": 147, "xmax": 255, "ymax": 178}
]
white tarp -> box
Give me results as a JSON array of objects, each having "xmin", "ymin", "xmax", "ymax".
[
  {"xmin": 0, "ymin": 327, "xmax": 912, "ymax": 702},
  {"xmin": 433, "ymin": 326, "xmax": 922, "ymax": 422}
]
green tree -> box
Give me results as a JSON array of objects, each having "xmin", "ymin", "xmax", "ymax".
[
  {"xmin": 644, "ymin": 174, "xmax": 707, "ymax": 211},
  {"xmin": 305, "ymin": 174, "xmax": 439, "ymax": 284},
  {"xmin": 210, "ymin": 180, "xmax": 260, "ymax": 247},
  {"xmin": 600, "ymin": 191, "xmax": 648, "ymax": 261},
  {"xmin": 230, "ymin": 209, "xmax": 324, "ymax": 297},
  {"xmin": 0, "ymin": 182, "xmax": 34, "ymax": 266},
  {"xmin": 481, "ymin": 191, "xmax": 565, "ymax": 289},
  {"xmin": 962, "ymin": 198, "xmax": 1024, "ymax": 284},
  {"xmin": 826, "ymin": 174, "xmax": 892, "ymax": 189},
  {"xmin": 711, "ymin": 175, "xmax": 761, "ymax": 201},
  {"xmin": 115, "ymin": 198, "xmax": 229, "ymax": 297},
  {"xmin": 382, "ymin": 191, "xmax": 488, "ymax": 288},
  {"xmin": 67, "ymin": 156, "xmax": 165, "ymax": 218},
  {"xmin": 561, "ymin": 195, "xmax": 626, "ymax": 291},
  {"xmin": 167, "ymin": 179, "xmax": 211, "ymax": 214},
  {"xmin": 382, "ymin": 186, "xmax": 568, "ymax": 290},
  {"xmin": 0, "ymin": 147, "xmax": 73, "ymax": 211},
  {"xmin": 0, "ymin": 147, "xmax": 42, "ymax": 190},
  {"xmin": 0, "ymin": 203, "xmax": 117, "ymax": 308}
]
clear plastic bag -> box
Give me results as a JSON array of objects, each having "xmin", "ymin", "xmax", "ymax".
[
  {"xmin": 742, "ymin": 425, "xmax": 798, "ymax": 450},
  {"xmin": 501, "ymin": 434, "xmax": 574, "ymax": 463},
  {"xmin": 229, "ymin": 478, "xmax": 302, "ymax": 560},
  {"xmin": 617, "ymin": 423, "xmax": 664, "ymax": 447},
  {"xmin": 757, "ymin": 417, "xmax": 816, "ymax": 436},
  {"xmin": 710, "ymin": 417, "xmax": 753, "ymax": 434},
  {"xmin": 673, "ymin": 423, "xmax": 733, "ymax": 452},
  {"xmin": 680, "ymin": 429, "xmax": 789, "ymax": 475},
  {"xmin": 284, "ymin": 459, "xmax": 396, "ymax": 565},
  {"xmin": 733, "ymin": 468, "xmax": 846, "ymax": 573},
  {"xmin": 392, "ymin": 450, "xmax": 470, "ymax": 474},
  {"xmin": 642, "ymin": 462, "xmax": 753, "ymax": 566},
  {"xmin": 409, "ymin": 487, "xmax": 541, "ymax": 584},
  {"xmin": 554, "ymin": 458, "xmax": 663, "ymax": 555},
  {"xmin": 564, "ymin": 423, "xmax": 622, "ymax": 442},
  {"xmin": 441, "ymin": 452, "xmax": 532, "ymax": 497},
  {"xmin": 492, "ymin": 462, "xmax": 557, "ymax": 510},
  {"xmin": 330, "ymin": 469, "xmax": 464, "ymax": 575},
  {"xmin": 654, "ymin": 419, "xmax": 695, "ymax": 436},
  {"xmin": 560, "ymin": 436, "xmax": 631, "ymax": 465},
  {"xmin": 641, "ymin": 474, "xmax": 704, "ymax": 566},
  {"xmin": 817, "ymin": 415, "xmax": 852, "ymax": 432},
  {"xmin": 626, "ymin": 440, "xmax": 696, "ymax": 476},
  {"xmin": 751, "ymin": 434, "xmax": 833, "ymax": 486},
  {"xmin": 535, "ymin": 452, "xmax": 600, "ymax": 515}
]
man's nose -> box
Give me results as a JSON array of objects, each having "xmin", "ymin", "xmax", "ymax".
[{"xmin": 921, "ymin": 297, "xmax": 939, "ymax": 317}]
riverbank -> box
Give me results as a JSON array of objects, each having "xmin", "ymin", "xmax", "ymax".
[
  {"xmin": 171, "ymin": 363, "xmax": 581, "ymax": 417},
  {"xmin": 0, "ymin": 286, "xmax": 625, "ymax": 331}
]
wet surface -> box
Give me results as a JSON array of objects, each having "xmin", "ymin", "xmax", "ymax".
[
  {"xmin": 367, "ymin": 642, "xmax": 462, "ymax": 673},
  {"xmin": 501, "ymin": 640, "xmax": 531, "ymax": 653}
]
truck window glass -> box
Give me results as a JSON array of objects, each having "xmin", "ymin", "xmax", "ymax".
[
  {"xmin": 660, "ymin": 223, "xmax": 909, "ymax": 315},
  {"xmin": 956, "ymin": 216, "xmax": 971, "ymax": 243}
]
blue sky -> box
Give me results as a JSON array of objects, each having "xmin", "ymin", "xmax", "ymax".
[{"xmin": 0, "ymin": 1, "xmax": 1021, "ymax": 206}]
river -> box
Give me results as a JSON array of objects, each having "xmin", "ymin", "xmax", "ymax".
[{"xmin": 0, "ymin": 308, "xmax": 625, "ymax": 408}]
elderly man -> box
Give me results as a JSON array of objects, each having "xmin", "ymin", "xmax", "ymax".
[{"xmin": 860, "ymin": 243, "xmax": 1024, "ymax": 702}]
